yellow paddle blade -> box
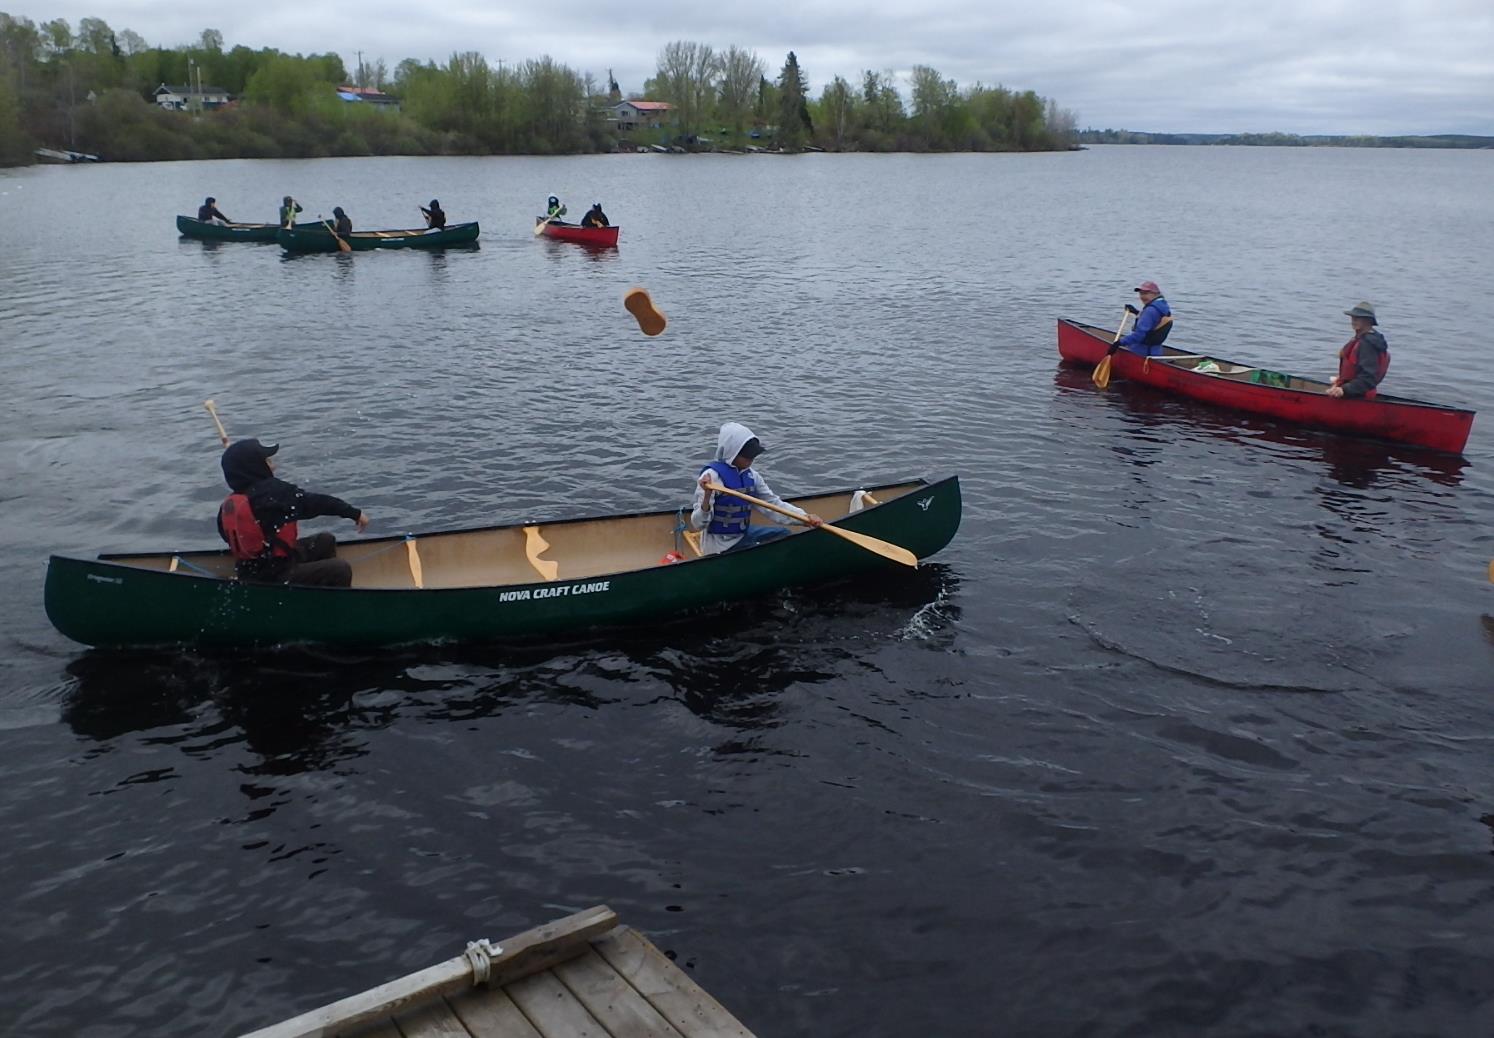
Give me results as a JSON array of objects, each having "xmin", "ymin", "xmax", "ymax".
[
  {"xmin": 1093, "ymin": 353, "xmax": 1113, "ymax": 389},
  {"xmin": 822, "ymin": 523, "xmax": 919, "ymax": 567}
]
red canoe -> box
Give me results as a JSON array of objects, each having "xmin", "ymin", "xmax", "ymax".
[
  {"xmin": 536, "ymin": 218, "xmax": 620, "ymax": 247},
  {"xmin": 1057, "ymin": 318, "xmax": 1475, "ymax": 455}
]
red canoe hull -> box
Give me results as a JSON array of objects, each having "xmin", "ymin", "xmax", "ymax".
[
  {"xmin": 1057, "ymin": 318, "xmax": 1475, "ymax": 455},
  {"xmin": 537, "ymin": 220, "xmax": 620, "ymax": 247}
]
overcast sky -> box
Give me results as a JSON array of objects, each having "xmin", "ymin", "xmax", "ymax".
[{"xmin": 11, "ymin": 0, "xmax": 1494, "ymax": 134}]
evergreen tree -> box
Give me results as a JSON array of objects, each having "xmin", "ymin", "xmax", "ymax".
[{"xmin": 775, "ymin": 50, "xmax": 810, "ymax": 151}]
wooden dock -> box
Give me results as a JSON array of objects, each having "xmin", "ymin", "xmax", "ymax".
[{"xmin": 239, "ymin": 906, "xmax": 758, "ymax": 1038}]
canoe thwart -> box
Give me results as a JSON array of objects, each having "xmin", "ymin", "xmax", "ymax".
[{"xmin": 524, "ymin": 525, "xmax": 559, "ymax": 581}]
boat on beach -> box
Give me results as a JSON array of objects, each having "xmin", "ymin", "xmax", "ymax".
[
  {"xmin": 277, "ymin": 221, "xmax": 481, "ymax": 252},
  {"xmin": 176, "ymin": 215, "xmax": 284, "ymax": 242},
  {"xmin": 1057, "ymin": 318, "xmax": 1475, "ymax": 455},
  {"xmin": 535, "ymin": 217, "xmax": 620, "ymax": 247},
  {"xmin": 45, "ymin": 476, "xmax": 961, "ymax": 649}
]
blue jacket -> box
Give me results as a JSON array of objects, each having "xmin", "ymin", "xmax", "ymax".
[{"xmin": 1116, "ymin": 297, "xmax": 1172, "ymax": 355}]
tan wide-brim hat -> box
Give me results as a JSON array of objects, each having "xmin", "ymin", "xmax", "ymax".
[{"xmin": 1344, "ymin": 301, "xmax": 1378, "ymax": 323}]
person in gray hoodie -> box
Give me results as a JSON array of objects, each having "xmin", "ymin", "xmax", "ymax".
[{"xmin": 689, "ymin": 422, "xmax": 822, "ymax": 555}]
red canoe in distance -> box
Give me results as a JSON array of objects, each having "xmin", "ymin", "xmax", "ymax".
[
  {"xmin": 536, "ymin": 218, "xmax": 620, "ymax": 247},
  {"xmin": 1056, "ymin": 318, "xmax": 1475, "ymax": 455}
]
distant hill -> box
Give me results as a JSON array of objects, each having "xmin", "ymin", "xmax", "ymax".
[{"xmin": 1077, "ymin": 130, "xmax": 1494, "ymax": 149}]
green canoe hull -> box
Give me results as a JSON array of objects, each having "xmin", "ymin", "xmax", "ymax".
[
  {"xmin": 45, "ymin": 476, "xmax": 961, "ymax": 649},
  {"xmin": 177, "ymin": 215, "xmax": 283, "ymax": 241},
  {"xmin": 276, "ymin": 221, "xmax": 481, "ymax": 252}
]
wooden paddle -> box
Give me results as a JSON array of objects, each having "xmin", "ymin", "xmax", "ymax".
[
  {"xmin": 204, "ymin": 399, "xmax": 229, "ymax": 447},
  {"xmin": 705, "ymin": 477, "xmax": 918, "ymax": 567},
  {"xmin": 624, "ymin": 287, "xmax": 667, "ymax": 336},
  {"xmin": 533, "ymin": 212, "xmax": 561, "ymax": 236},
  {"xmin": 323, "ymin": 218, "xmax": 352, "ymax": 254},
  {"xmin": 1091, "ymin": 309, "xmax": 1131, "ymax": 390}
]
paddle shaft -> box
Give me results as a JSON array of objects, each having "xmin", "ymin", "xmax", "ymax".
[
  {"xmin": 704, "ymin": 480, "xmax": 918, "ymax": 567},
  {"xmin": 204, "ymin": 400, "xmax": 229, "ymax": 447},
  {"xmin": 323, "ymin": 218, "xmax": 352, "ymax": 253}
]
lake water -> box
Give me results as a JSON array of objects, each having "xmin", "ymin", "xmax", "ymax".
[{"xmin": 2, "ymin": 146, "xmax": 1493, "ymax": 1036}]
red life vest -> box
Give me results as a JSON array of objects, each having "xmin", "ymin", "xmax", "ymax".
[
  {"xmin": 218, "ymin": 494, "xmax": 298, "ymax": 561},
  {"xmin": 1337, "ymin": 336, "xmax": 1391, "ymax": 399}
]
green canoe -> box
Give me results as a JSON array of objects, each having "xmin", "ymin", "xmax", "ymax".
[
  {"xmin": 177, "ymin": 215, "xmax": 284, "ymax": 242},
  {"xmin": 276, "ymin": 221, "xmax": 481, "ymax": 253},
  {"xmin": 44, "ymin": 476, "xmax": 961, "ymax": 649}
]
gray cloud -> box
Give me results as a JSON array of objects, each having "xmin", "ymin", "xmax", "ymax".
[{"xmin": 15, "ymin": 0, "xmax": 1494, "ymax": 133}]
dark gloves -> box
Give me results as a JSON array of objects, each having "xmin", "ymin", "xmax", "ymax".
[{"xmin": 1125, "ymin": 304, "xmax": 1139, "ymax": 315}]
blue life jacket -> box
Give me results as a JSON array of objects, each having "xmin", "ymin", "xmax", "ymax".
[{"xmin": 702, "ymin": 461, "xmax": 756, "ymax": 537}]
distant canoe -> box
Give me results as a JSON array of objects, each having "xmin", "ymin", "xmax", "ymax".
[
  {"xmin": 176, "ymin": 215, "xmax": 284, "ymax": 242},
  {"xmin": 536, "ymin": 218, "xmax": 620, "ymax": 247},
  {"xmin": 277, "ymin": 221, "xmax": 481, "ymax": 253},
  {"xmin": 44, "ymin": 477, "xmax": 960, "ymax": 649},
  {"xmin": 1057, "ymin": 318, "xmax": 1475, "ymax": 455}
]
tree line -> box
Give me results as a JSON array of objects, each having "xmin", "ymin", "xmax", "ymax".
[{"xmin": 0, "ymin": 14, "xmax": 1079, "ymax": 165}]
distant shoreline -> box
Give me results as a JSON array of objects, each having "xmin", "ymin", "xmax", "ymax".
[{"xmin": 1078, "ymin": 130, "xmax": 1494, "ymax": 150}]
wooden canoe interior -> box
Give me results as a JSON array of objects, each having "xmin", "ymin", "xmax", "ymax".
[
  {"xmin": 1071, "ymin": 321, "xmax": 1330, "ymax": 394},
  {"xmin": 103, "ymin": 481, "xmax": 924, "ymax": 591}
]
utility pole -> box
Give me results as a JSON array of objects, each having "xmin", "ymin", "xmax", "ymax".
[{"xmin": 357, "ymin": 50, "xmax": 364, "ymax": 87}]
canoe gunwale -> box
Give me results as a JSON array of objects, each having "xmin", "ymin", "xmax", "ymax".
[{"xmin": 76, "ymin": 474, "xmax": 956, "ymax": 590}]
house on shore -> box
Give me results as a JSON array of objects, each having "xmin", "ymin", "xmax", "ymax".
[
  {"xmin": 153, "ymin": 83, "xmax": 231, "ymax": 111},
  {"xmin": 609, "ymin": 100, "xmax": 673, "ymax": 133},
  {"xmin": 337, "ymin": 85, "xmax": 401, "ymax": 111}
]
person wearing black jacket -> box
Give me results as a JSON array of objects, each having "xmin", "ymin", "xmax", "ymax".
[
  {"xmin": 198, "ymin": 197, "xmax": 230, "ymax": 223},
  {"xmin": 332, "ymin": 206, "xmax": 352, "ymax": 236},
  {"xmin": 216, "ymin": 438, "xmax": 369, "ymax": 587},
  {"xmin": 420, "ymin": 199, "xmax": 446, "ymax": 229},
  {"xmin": 580, "ymin": 203, "xmax": 609, "ymax": 228}
]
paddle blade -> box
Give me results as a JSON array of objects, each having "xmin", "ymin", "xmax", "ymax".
[
  {"xmin": 336, "ymin": 237, "xmax": 351, "ymax": 253},
  {"xmin": 624, "ymin": 287, "xmax": 667, "ymax": 336},
  {"xmin": 1092, "ymin": 354, "xmax": 1113, "ymax": 389},
  {"xmin": 823, "ymin": 524, "xmax": 919, "ymax": 568},
  {"xmin": 533, "ymin": 216, "xmax": 553, "ymax": 236}
]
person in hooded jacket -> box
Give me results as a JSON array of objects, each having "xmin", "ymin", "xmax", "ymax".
[
  {"xmin": 689, "ymin": 422, "xmax": 823, "ymax": 555},
  {"xmin": 1114, "ymin": 280, "xmax": 1174, "ymax": 356},
  {"xmin": 198, "ymin": 197, "xmax": 230, "ymax": 223},
  {"xmin": 580, "ymin": 203, "xmax": 609, "ymax": 228},
  {"xmin": 1328, "ymin": 301, "xmax": 1390, "ymax": 399},
  {"xmin": 545, "ymin": 195, "xmax": 567, "ymax": 222},
  {"xmin": 420, "ymin": 199, "xmax": 446, "ymax": 230},
  {"xmin": 216, "ymin": 438, "xmax": 370, "ymax": 587},
  {"xmin": 332, "ymin": 206, "xmax": 352, "ymax": 236}
]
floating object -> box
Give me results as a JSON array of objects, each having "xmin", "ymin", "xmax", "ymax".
[
  {"xmin": 535, "ymin": 217, "xmax": 620, "ymax": 247},
  {"xmin": 624, "ymin": 287, "xmax": 666, "ymax": 336},
  {"xmin": 237, "ymin": 905, "xmax": 763, "ymax": 1038},
  {"xmin": 1058, "ymin": 318, "xmax": 1475, "ymax": 454},
  {"xmin": 176, "ymin": 215, "xmax": 284, "ymax": 242},
  {"xmin": 277, "ymin": 222, "xmax": 481, "ymax": 253},
  {"xmin": 44, "ymin": 476, "xmax": 961, "ymax": 648}
]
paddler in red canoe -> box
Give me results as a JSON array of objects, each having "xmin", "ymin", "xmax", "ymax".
[{"xmin": 1328, "ymin": 302, "xmax": 1390, "ymax": 399}]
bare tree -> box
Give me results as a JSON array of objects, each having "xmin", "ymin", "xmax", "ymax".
[
  {"xmin": 717, "ymin": 45, "xmax": 763, "ymax": 144},
  {"xmin": 651, "ymin": 40, "xmax": 717, "ymax": 140}
]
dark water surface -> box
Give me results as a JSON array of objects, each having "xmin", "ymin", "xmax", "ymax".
[{"xmin": 3, "ymin": 147, "xmax": 1494, "ymax": 1036}]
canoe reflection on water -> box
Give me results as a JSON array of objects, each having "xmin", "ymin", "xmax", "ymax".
[
  {"xmin": 1052, "ymin": 367, "xmax": 1468, "ymax": 490},
  {"xmin": 59, "ymin": 562, "xmax": 961, "ymax": 762}
]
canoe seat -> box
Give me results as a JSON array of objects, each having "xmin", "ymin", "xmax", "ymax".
[
  {"xmin": 406, "ymin": 537, "xmax": 425, "ymax": 589},
  {"xmin": 524, "ymin": 526, "xmax": 559, "ymax": 581}
]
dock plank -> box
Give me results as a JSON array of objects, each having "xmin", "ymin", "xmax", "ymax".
[
  {"xmin": 505, "ymin": 971, "xmax": 607, "ymax": 1038},
  {"xmin": 448, "ymin": 988, "xmax": 544, "ymax": 1038},
  {"xmin": 394, "ymin": 997, "xmax": 474, "ymax": 1037},
  {"xmin": 554, "ymin": 948, "xmax": 686, "ymax": 1038},
  {"xmin": 592, "ymin": 929, "xmax": 754, "ymax": 1038}
]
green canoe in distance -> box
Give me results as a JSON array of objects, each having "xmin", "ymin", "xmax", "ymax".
[
  {"xmin": 176, "ymin": 215, "xmax": 283, "ymax": 242},
  {"xmin": 45, "ymin": 476, "xmax": 961, "ymax": 649},
  {"xmin": 277, "ymin": 221, "xmax": 481, "ymax": 252}
]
